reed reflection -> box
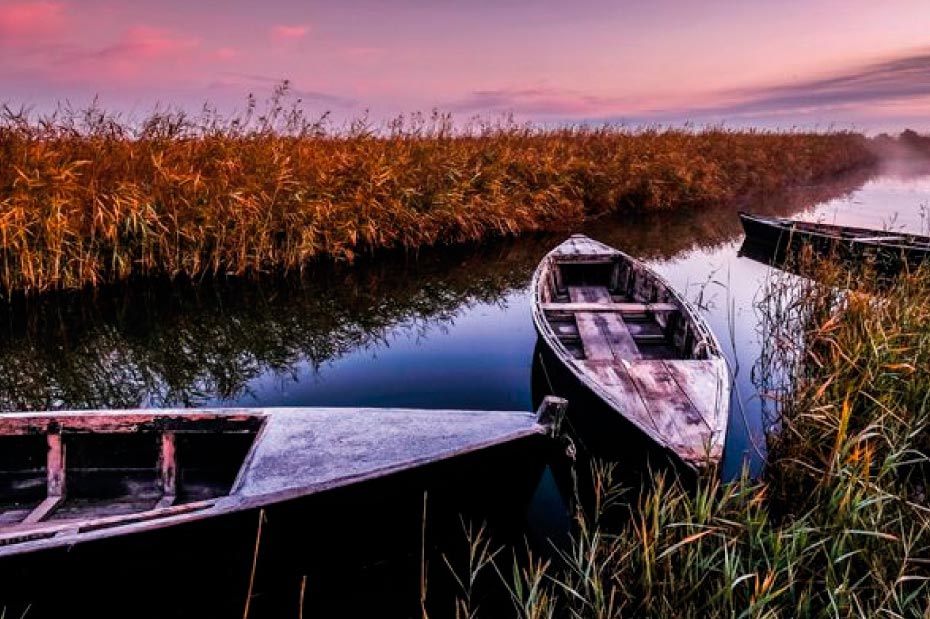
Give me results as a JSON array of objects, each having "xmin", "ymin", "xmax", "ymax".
[{"xmin": 0, "ymin": 164, "xmax": 873, "ymax": 414}]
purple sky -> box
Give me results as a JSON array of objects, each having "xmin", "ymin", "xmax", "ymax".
[{"xmin": 1, "ymin": 0, "xmax": 929, "ymax": 131}]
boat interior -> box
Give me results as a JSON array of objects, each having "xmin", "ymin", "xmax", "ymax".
[
  {"xmin": 540, "ymin": 255, "xmax": 706, "ymax": 362},
  {"xmin": 0, "ymin": 413, "xmax": 263, "ymax": 544},
  {"xmin": 537, "ymin": 237, "xmax": 726, "ymax": 466}
]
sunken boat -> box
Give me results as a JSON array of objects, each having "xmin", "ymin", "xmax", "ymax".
[
  {"xmin": 739, "ymin": 211, "xmax": 930, "ymax": 274},
  {"xmin": 0, "ymin": 401, "xmax": 563, "ymax": 559},
  {"xmin": 531, "ymin": 235, "xmax": 729, "ymax": 470}
]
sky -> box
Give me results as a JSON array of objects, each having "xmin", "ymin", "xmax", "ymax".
[{"xmin": 1, "ymin": 0, "xmax": 929, "ymax": 132}]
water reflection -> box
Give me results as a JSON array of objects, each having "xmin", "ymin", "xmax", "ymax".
[
  {"xmin": 580, "ymin": 165, "xmax": 876, "ymax": 259},
  {"xmin": 0, "ymin": 243, "xmax": 542, "ymax": 411}
]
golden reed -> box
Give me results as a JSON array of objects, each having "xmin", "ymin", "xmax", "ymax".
[{"xmin": 0, "ymin": 101, "xmax": 874, "ymax": 294}]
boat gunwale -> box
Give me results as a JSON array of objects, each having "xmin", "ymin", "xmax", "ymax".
[{"xmin": 738, "ymin": 211, "xmax": 930, "ymax": 254}]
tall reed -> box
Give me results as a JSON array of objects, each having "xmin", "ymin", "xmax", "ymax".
[{"xmin": 0, "ymin": 94, "xmax": 874, "ymax": 295}]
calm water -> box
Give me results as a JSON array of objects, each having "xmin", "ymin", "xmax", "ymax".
[
  {"xmin": 2, "ymin": 159, "xmax": 930, "ymax": 483},
  {"xmin": 4, "ymin": 159, "xmax": 930, "ymax": 617},
  {"xmin": 200, "ymin": 159, "xmax": 930, "ymax": 478}
]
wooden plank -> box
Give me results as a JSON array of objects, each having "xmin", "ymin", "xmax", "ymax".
[
  {"xmin": 552, "ymin": 237, "xmax": 579, "ymax": 256},
  {"xmin": 542, "ymin": 302, "xmax": 679, "ymax": 313},
  {"xmin": 575, "ymin": 313, "xmax": 615, "ymax": 360},
  {"xmin": 576, "ymin": 313, "xmax": 641, "ymax": 361},
  {"xmin": 580, "ymin": 360, "xmax": 673, "ymax": 446},
  {"xmin": 552, "ymin": 321, "xmax": 579, "ymax": 337},
  {"xmin": 578, "ymin": 361, "xmax": 660, "ymax": 439},
  {"xmin": 19, "ymin": 433, "xmax": 66, "ymax": 526},
  {"xmin": 0, "ymin": 500, "xmax": 217, "ymax": 542},
  {"xmin": 628, "ymin": 361, "xmax": 705, "ymax": 425},
  {"xmin": 21, "ymin": 497, "xmax": 63, "ymax": 526},
  {"xmin": 633, "ymin": 270, "xmax": 656, "ymax": 302},
  {"xmin": 46, "ymin": 433, "xmax": 65, "ymax": 498},
  {"xmin": 552, "ymin": 235, "xmax": 619, "ymax": 258},
  {"xmin": 233, "ymin": 408, "xmax": 546, "ymax": 500},
  {"xmin": 625, "ymin": 360, "xmax": 710, "ymax": 460},
  {"xmin": 535, "ymin": 396, "xmax": 568, "ymax": 429},
  {"xmin": 632, "ymin": 334, "xmax": 667, "ymax": 343},
  {"xmin": 855, "ymin": 235, "xmax": 905, "ymax": 242},
  {"xmin": 553, "ymin": 257, "xmax": 616, "ymax": 265},
  {"xmin": 663, "ymin": 360, "xmax": 726, "ymax": 433},
  {"xmin": 568, "ymin": 285, "xmax": 611, "ymax": 304},
  {"xmin": 626, "ymin": 321, "xmax": 665, "ymax": 338},
  {"xmin": 552, "ymin": 262, "xmax": 565, "ymax": 293},
  {"xmin": 0, "ymin": 412, "xmax": 263, "ymax": 436},
  {"xmin": 159, "ymin": 432, "xmax": 177, "ymax": 499}
]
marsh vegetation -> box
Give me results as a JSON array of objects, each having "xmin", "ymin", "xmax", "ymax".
[
  {"xmin": 3, "ymin": 91, "xmax": 929, "ymax": 617},
  {"xmin": 439, "ymin": 258, "xmax": 930, "ymax": 618},
  {"xmin": 0, "ymin": 96, "xmax": 873, "ymax": 295}
]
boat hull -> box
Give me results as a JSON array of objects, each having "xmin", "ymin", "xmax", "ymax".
[
  {"xmin": 531, "ymin": 341, "xmax": 699, "ymax": 485},
  {"xmin": 0, "ymin": 435, "xmax": 555, "ymax": 618},
  {"xmin": 530, "ymin": 235, "xmax": 730, "ymax": 472},
  {"xmin": 739, "ymin": 212, "xmax": 930, "ymax": 276}
]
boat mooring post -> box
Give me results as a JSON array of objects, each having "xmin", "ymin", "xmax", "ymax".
[{"xmin": 536, "ymin": 396, "xmax": 568, "ymax": 435}]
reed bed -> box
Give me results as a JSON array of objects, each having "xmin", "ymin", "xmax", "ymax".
[
  {"xmin": 442, "ymin": 263, "xmax": 930, "ymax": 618},
  {"xmin": 0, "ymin": 100, "xmax": 873, "ymax": 295}
]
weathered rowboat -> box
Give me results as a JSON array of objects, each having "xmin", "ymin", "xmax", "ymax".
[
  {"xmin": 0, "ymin": 400, "xmax": 564, "ymax": 558},
  {"xmin": 531, "ymin": 235, "xmax": 729, "ymax": 469},
  {"xmin": 739, "ymin": 211, "xmax": 930, "ymax": 271}
]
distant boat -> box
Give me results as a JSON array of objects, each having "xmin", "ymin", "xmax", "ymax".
[
  {"xmin": 739, "ymin": 212, "xmax": 930, "ymax": 272},
  {"xmin": 0, "ymin": 401, "xmax": 563, "ymax": 558},
  {"xmin": 531, "ymin": 235, "xmax": 729, "ymax": 470}
]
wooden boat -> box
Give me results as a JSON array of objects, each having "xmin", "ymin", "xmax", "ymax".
[
  {"xmin": 531, "ymin": 235, "xmax": 729, "ymax": 469},
  {"xmin": 739, "ymin": 211, "xmax": 930, "ymax": 272},
  {"xmin": 0, "ymin": 400, "xmax": 564, "ymax": 558}
]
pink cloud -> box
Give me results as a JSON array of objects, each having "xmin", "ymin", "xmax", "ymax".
[
  {"xmin": 94, "ymin": 26, "xmax": 200, "ymax": 60},
  {"xmin": 213, "ymin": 47, "xmax": 237, "ymax": 61},
  {"xmin": 0, "ymin": 1, "xmax": 66, "ymax": 43},
  {"xmin": 51, "ymin": 26, "xmax": 203, "ymax": 81},
  {"xmin": 271, "ymin": 24, "xmax": 309, "ymax": 41}
]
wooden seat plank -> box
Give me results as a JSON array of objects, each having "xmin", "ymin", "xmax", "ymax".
[
  {"xmin": 574, "ymin": 313, "xmax": 615, "ymax": 360},
  {"xmin": 575, "ymin": 313, "xmax": 641, "ymax": 361},
  {"xmin": 541, "ymin": 302, "xmax": 679, "ymax": 313},
  {"xmin": 568, "ymin": 285, "xmax": 612, "ymax": 304}
]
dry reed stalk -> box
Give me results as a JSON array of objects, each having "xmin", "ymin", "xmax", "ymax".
[{"xmin": 0, "ymin": 100, "xmax": 877, "ymax": 296}]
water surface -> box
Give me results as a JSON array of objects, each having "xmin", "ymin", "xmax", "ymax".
[{"xmin": 3, "ymin": 159, "xmax": 929, "ymax": 482}]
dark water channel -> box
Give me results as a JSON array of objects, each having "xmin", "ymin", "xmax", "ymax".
[{"xmin": 2, "ymin": 158, "xmax": 930, "ymax": 616}]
